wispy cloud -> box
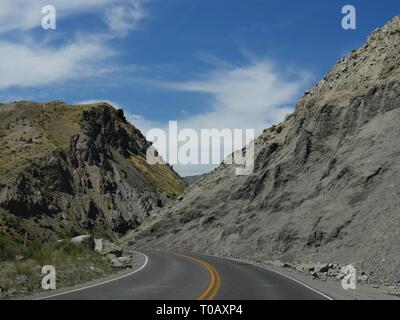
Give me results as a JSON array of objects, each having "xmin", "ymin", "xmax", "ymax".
[
  {"xmin": 158, "ymin": 60, "xmax": 311, "ymax": 136},
  {"xmin": 136, "ymin": 58, "xmax": 312, "ymax": 175},
  {"xmin": 0, "ymin": 0, "xmax": 150, "ymax": 90},
  {"xmin": 0, "ymin": 41, "xmax": 112, "ymax": 90}
]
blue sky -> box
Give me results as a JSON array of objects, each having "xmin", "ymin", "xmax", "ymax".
[{"xmin": 1, "ymin": 0, "xmax": 399, "ymax": 175}]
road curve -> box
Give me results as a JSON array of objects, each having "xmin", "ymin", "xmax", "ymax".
[{"xmin": 38, "ymin": 250, "xmax": 331, "ymax": 300}]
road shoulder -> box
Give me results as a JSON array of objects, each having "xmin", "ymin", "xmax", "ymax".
[
  {"xmin": 21, "ymin": 251, "xmax": 147, "ymax": 300},
  {"xmin": 198, "ymin": 253, "xmax": 400, "ymax": 300}
]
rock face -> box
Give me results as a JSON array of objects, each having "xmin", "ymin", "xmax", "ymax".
[
  {"xmin": 0, "ymin": 102, "xmax": 185, "ymax": 239},
  {"xmin": 71, "ymin": 235, "xmax": 95, "ymax": 250},
  {"xmin": 129, "ymin": 16, "xmax": 400, "ymax": 284}
]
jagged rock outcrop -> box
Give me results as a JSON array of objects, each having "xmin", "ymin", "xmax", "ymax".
[
  {"xmin": 128, "ymin": 16, "xmax": 400, "ymax": 284},
  {"xmin": 0, "ymin": 101, "xmax": 185, "ymax": 240}
]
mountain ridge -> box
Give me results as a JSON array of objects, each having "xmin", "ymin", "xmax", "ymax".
[{"xmin": 0, "ymin": 101, "xmax": 185, "ymax": 241}]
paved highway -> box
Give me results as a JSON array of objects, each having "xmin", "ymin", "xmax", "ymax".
[{"xmin": 37, "ymin": 250, "xmax": 331, "ymax": 300}]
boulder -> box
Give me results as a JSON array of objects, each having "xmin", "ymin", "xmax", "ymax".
[
  {"xmin": 71, "ymin": 235, "xmax": 95, "ymax": 250},
  {"xmin": 110, "ymin": 257, "xmax": 134, "ymax": 268},
  {"xmin": 358, "ymin": 272, "xmax": 369, "ymax": 283},
  {"xmin": 317, "ymin": 263, "xmax": 330, "ymax": 273},
  {"xmin": 94, "ymin": 238, "xmax": 103, "ymax": 253},
  {"xmin": 94, "ymin": 239, "xmax": 122, "ymax": 257}
]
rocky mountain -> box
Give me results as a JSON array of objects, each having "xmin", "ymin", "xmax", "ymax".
[
  {"xmin": 0, "ymin": 101, "xmax": 185, "ymax": 240},
  {"xmin": 128, "ymin": 16, "xmax": 400, "ymax": 284}
]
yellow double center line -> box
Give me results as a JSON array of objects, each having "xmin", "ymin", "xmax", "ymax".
[{"xmin": 175, "ymin": 253, "xmax": 221, "ymax": 300}]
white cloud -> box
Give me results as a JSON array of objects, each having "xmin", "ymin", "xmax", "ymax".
[
  {"xmin": 0, "ymin": 40, "xmax": 112, "ymax": 90},
  {"xmin": 164, "ymin": 61, "xmax": 309, "ymax": 122},
  {"xmin": 0, "ymin": 0, "xmax": 150, "ymax": 90},
  {"xmin": 0, "ymin": 0, "xmax": 148, "ymax": 34},
  {"xmin": 140, "ymin": 60, "xmax": 311, "ymax": 176}
]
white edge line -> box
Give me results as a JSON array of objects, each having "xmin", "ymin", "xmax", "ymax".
[
  {"xmin": 195, "ymin": 251, "xmax": 334, "ymax": 301},
  {"xmin": 33, "ymin": 251, "xmax": 149, "ymax": 300},
  {"xmin": 264, "ymin": 267, "xmax": 335, "ymax": 300}
]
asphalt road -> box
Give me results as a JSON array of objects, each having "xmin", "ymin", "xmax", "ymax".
[{"xmin": 38, "ymin": 250, "xmax": 331, "ymax": 300}]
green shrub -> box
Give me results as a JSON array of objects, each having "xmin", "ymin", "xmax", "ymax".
[
  {"xmin": 0, "ymin": 233, "xmax": 21, "ymax": 260},
  {"xmin": 1, "ymin": 235, "xmax": 89, "ymax": 264},
  {"xmin": 56, "ymin": 240, "xmax": 83, "ymax": 256},
  {"xmin": 23, "ymin": 238, "xmax": 45, "ymax": 261}
]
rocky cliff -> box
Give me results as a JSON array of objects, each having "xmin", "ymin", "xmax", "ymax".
[
  {"xmin": 128, "ymin": 16, "xmax": 400, "ymax": 284},
  {"xmin": 0, "ymin": 101, "xmax": 185, "ymax": 240}
]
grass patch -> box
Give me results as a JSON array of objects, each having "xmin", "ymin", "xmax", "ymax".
[
  {"xmin": 0, "ymin": 233, "xmax": 92, "ymax": 264},
  {"xmin": 130, "ymin": 155, "xmax": 186, "ymax": 196},
  {"xmin": 0, "ymin": 233, "xmax": 113, "ymax": 298}
]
